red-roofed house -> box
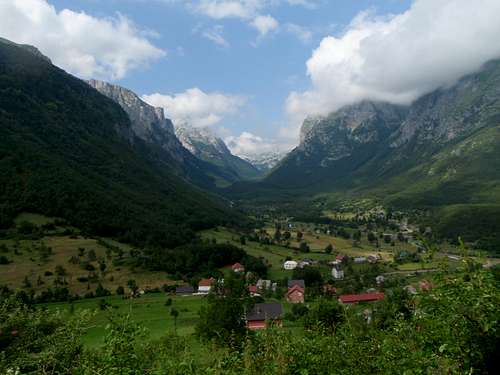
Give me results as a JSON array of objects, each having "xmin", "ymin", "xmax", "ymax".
[
  {"xmin": 248, "ymin": 285, "xmax": 259, "ymax": 296},
  {"xmin": 286, "ymin": 285, "xmax": 305, "ymax": 303},
  {"xmin": 339, "ymin": 292, "xmax": 385, "ymax": 304},
  {"xmin": 336, "ymin": 254, "xmax": 346, "ymax": 263},
  {"xmin": 198, "ymin": 278, "xmax": 215, "ymax": 294},
  {"xmin": 231, "ymin": 262, "xmax": 245, "ymax": 273}
]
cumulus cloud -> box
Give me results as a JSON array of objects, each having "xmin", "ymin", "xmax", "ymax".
[
  {"xmin": 225, "ymin": 131, "xmax": 287, "ymax": 157},
  {"xmin": 0, "ymin": 0, "xmax": 165, "ymax": 80},
  {"xmin": 286, "ymin": 0, "xmax": 500, "ymax": 135},
  {"xmin": 251, "ymin": 14, "xmax": 279, "ymax": 36},
  {"xmin": 142, "ymin": 88, "xmax": 245, "ymax": 128}
]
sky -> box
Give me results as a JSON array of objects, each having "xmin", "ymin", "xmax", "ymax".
[{"xmin": 1, "ymin": 0, "xmax": 500, "ymax": 157}]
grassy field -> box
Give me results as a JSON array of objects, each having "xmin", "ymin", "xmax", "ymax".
[
  {"xmin": 42, "ymin": 293, "xmax": 305, "ymax": 349},
  {"xmin": 0, "ymin": 235, "xmax": 172, "ymax": 294},
  {"xmin": 201, "ymin": 226, "xmax": 419, "ymax": 280},
  {"xmin": 43, "ymin": 293, "xmax": 206, "ymax": 347}
]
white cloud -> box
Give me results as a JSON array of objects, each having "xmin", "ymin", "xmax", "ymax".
[
  {"xmin": 0, "ymin": 0, "xmax": 165, "ymax": 80},
  {"xmin": 194, "ymin": 0, "xmax": 266, "ymax": 19},
  {"xmin": 142, "ymin": 88, "xmax": 245, "ymax": 128},
  {"xmin": 202, "ymin": 25, "xmax": 230, "ymax": 47},
  {"xmin": 286, "ymin": 0, "xmax": 500, "ymax": 136},
  {"xmin": 251, "ymin": 14, "xmax": 279, "ymax": 36},
  {"xmin": 285, "ymin": 23, "xmax": 312, "ymax": 43},
  {"xmin": 286, "ymin": 0, "xmax": 319, "ymax": 9},
  {"xmin": 225, "ymin": 131, "xmax": 287, "ymax": 157}
]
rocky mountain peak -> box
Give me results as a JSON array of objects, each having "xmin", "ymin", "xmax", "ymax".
[{"xmin": 87, "ymin": 79, "xmax": 185, "ymax": 163}]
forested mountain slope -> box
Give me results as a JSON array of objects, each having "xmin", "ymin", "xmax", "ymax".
[{"xmin": 0, "ymin": 38, "xmax": 239, "ymax": 248}]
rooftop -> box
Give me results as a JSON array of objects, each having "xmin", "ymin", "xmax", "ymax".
[
  {"xmin": 246, "ymin": 303, "xmax": 284, "ymax": 321},
  {"xmin": 339, "ymin": 292, "xmax": 385, "ymax": 304}
]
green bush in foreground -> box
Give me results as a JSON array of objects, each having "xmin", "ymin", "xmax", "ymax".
[{"xmin": 1, "ymin": 262, "xmax": 499, "ymax": 374}]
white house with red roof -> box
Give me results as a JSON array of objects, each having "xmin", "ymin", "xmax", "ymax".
[
  {"xmin": 231, "ymin": 262, "xmax": 245, "ymax": 273},
  {"xmin": 198, "ymin": 277, "xmax": 215, "ymax": 294}
]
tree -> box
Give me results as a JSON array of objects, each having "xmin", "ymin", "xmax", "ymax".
[
  {"xmin": 170, "ymin": 307, "xmax": 179, "ymax": 334},
  {"xmin": 127, "ymin": 279, "xmax": 139, "ymax": 295},
  {"xmin": 99, "ymin": 260, "xmax": 107, "ymax": 274},
  {"xmin": 296, "ymin": 231, "xmax": 303, "ymax": 242},
  {"xmin": 367, "ymin": 232, "xmax": 377, "ymax": 243},
  {"xmin": 195, "ymin": 273, "xmax": 249, "ymax": 347},
  {"xmin": 55, "ymin": 265, "xmax": 67, "ymax": 277},
  {"xmin": 292, "ymin": 267, "xmax": 323, "ymax": 290},
  {"xmin": 299, "ymin": 242, "xmax": 310, "ymax": 253},
  {"xmin": 240, "ymin": 236, "xmax": 246, "ymax": 245},
  {"xmin": 87, "ymin": 249, "xmax": 97, "ymax": 262},
  {"xmin": 116, "ymin": 286, "xmax": 124, "ymax": 295},
  {"xmin": 274, "ymin": 226, "xmax": 282, "ymax": 243},
  {"xmin": 353, "ymin": 230, "xmax": 362, "ymax": 241},
  {"xmin": 324, "ymin": 244, "xmax": 333, "ymax": 254},
  {"xmin": 303, "ymin": 298, "xmax": 344, "ymax": 333}
]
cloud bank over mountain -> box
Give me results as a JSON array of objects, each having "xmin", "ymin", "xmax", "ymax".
[
  {"xmin": 0, "ymin": 0, "xmax": 165, "ymax": 80},
  {"xmin": 285, "ymin": 0, "xmax": 500, "ymax": 138},
  {"xmin": 142, "ymin": 88, "xmax": 245, "ymax": 128}
]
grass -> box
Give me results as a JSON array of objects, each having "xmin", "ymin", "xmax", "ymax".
[
  {"xmin": 0, "ymin": 235, "xmax": 172, "ymax": 294},
  {"xmin": 42, "ymin": 293, "xmax": 308, "ymax": 349},
  {"xmin": 43, "ymin": 293, "xmax": 207, "ymax": 347},
  {"xmin": 14, "ymin": 213, "xmax": 57, "ymax": 226}
]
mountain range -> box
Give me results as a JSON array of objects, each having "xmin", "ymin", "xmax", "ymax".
[
  {"xmin": 258, "ymin": 60, "xmax": 500, "ymax": 247},
  {"xmin": 174, "ymin": 124, "xmax": 262, "ymax": 182},
  {"xmin": 0, "ymin": 37, "xmax": 244, "ymax": 247},
  {"xmin": 1, "ymin": 35, "xmax": 499, "ymax": 248},
  {"xmin": 87, "ymin": 80, "xmax": 262, "ymax": 189}
]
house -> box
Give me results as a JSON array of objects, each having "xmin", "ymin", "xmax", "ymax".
[
  {"xmin": 198, "ymin": 278, "xmax": 215, "ymax": 294},
  {"xmin": 339, "ymin": 292, "xmax": 385, "ymax": 304},
  {"xmin": 288, "ymin": 280, "xmax": 305, "ymax": 289},
  {"xmin": 175, "ymin": 285, "xmax": 195, "ymax": 295},
  {"xmin": 354, "ymin": 257, "xmax": 367, "ymax": 264},
  {"xmin": 298, "ymin": 260, "xmax": 311, "ymax": 269},
  {"xmin": 375, "ymin": 275, "xmax": 385, "ymax": 285},
  {"xmin": 367, "ymin": 255, "xmax": 378, "ymax": 264},
  {"xmin": 283, "ymin": 260, "xmax": 298, "ymax": 270},
  {"xmin": 331, "ymin": 265, "xmax": 344, "ymax": 280},
  {"xmin": 404, "ymin": 285, "xmax": 417, "ymax": 295},
  {"xmin": 256, "ymin": 279, "xmax": 276, "ymax": 292},
  {"xmin": 286, "ymin": 284, "xmax": 305, "ymax": 303},
  {"xmin": 231, "ymin": 262, "xmax": 245, "ymax": 273},
  {"xmin": 246, "ymin": 303, "xmax": 284, "ymax": 330},
  {"xmin": 336, "ymin": 254, "xmax": 347, "ymax": 263},
  {"xmin": 248, "ymin": 285, "xmax": 260, "ymax": 296}
]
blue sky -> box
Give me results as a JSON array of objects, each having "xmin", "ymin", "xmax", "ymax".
[
  {"xmin": 2, "ymin": 0, "xmax": 500, "ymax": 156},
  {"xmin": 44, "ymin": 0, "xmax": 411, "ymax": 150}
]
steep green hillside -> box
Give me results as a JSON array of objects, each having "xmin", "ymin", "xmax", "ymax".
[{"xmin": 0, "ymin": 38, "xmax": 238, "ymax": 248}]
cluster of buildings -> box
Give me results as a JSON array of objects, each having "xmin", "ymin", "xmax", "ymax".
[{"xmin": 173, "ymin": 258, "xmax": 392, "ymax": 331}]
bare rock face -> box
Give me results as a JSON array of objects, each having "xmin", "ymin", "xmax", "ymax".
[
  {"xmin": 295, "ymin": 101, "xmax": 407, "ymax": 167},
  {"xmin": 174, "ymin": 124, "xmax": 262, "ymax": 180},
  {"xmin": 87, "ymin": 80, "xmax": 186, "ymax": 163}
]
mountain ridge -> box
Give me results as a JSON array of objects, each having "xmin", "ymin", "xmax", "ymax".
[{"xmin": 0, "ymin": 37, "xmax": 241, "ymax": 247}]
